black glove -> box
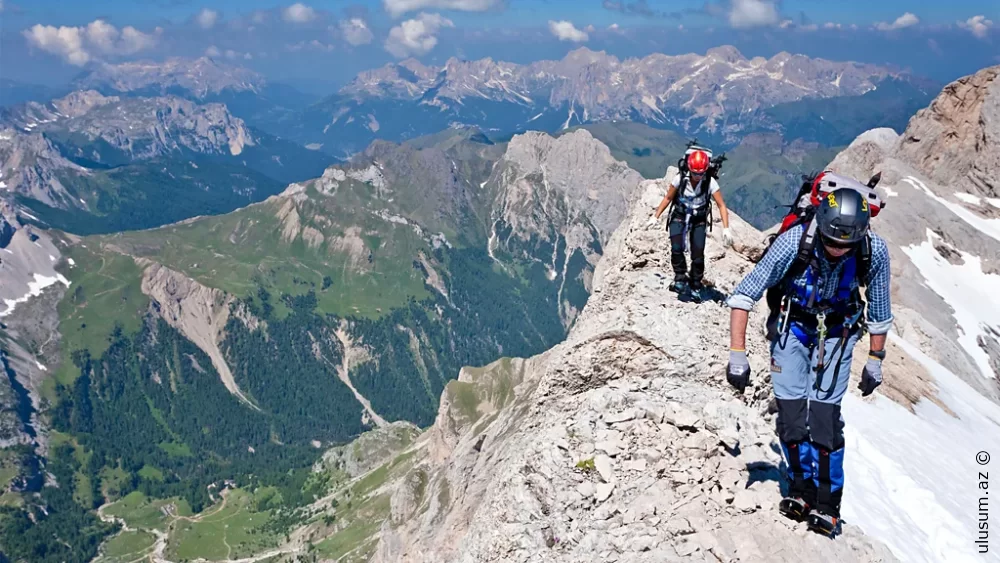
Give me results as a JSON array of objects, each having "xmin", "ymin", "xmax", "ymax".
[
  {"xmin": 858, "ymin": 357, "xmax": 883, "ymax": 396},
  {"xmin": 727, "ymin": 349, "xmax": 751, "ymax": 394}
]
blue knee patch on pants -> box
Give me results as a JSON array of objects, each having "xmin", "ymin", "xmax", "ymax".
[
  {"xmin": 814, "ymin": 446, "xmax": 845, "ymax": 491},
  {"xmin": 781, "ymin": 440, "xmax": 816, "ymax": 482}
]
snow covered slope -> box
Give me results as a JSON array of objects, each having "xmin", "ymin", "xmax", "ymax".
[{"xmin": 826, "ymin": 65, "xmax": 1000, "ymax": 562}]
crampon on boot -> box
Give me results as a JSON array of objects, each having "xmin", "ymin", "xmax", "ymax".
[
  {"xmin": 778, "ymin": 497, "xmax": 810, "ymax": 520},
  {"xmin": 807, "ymin": 510, "xmax": 840, "ymax": 537},
  {"xmin": 778, "ymin": 478, "xmax": 816, "ymax": 521}
]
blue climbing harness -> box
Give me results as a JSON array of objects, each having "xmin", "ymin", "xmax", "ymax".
[{"xmin": 776, "ymin": 248, "xmax": 865, "ymax": 400}]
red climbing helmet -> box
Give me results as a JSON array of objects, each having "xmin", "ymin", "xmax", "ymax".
[{"xmin": 687, "ymin": 150, "xmax": 710, "ymax": 174}]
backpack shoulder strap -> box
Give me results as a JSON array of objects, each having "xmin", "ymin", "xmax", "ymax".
[
  {"xmin": 858, "ymin": 233, "xmax": 872, "ymax": 286},
  {"xmin": 768, "ymin": 220, "xmax": 817, "ymax": 291}
]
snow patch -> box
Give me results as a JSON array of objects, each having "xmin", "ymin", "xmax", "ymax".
[
  {"xmin": 954, "ymin": 192, "xmax": 982, "ymax": 205},
  {"xmin": 901, "ymin": 230, "xmax": 1000, "ymax": 380},
  {"xmin": 903, "ymin": 176, "xmax": 1000, "ymax": 242},
  {"xmin": 68, "ymin": 258, "xmax": 76, "ymax": 266},
  {"xmin": 843, "ymin": 334, "xmax": 1000, "ymax": 563},
  {"xmin": 36, "ymin": 361, "xmax": 47, "ymax": 372},
  {"xmin": 0, "ymin": 181, "xmax": 7, "ymax": 190},
  {"xmin": 882, "ymin": 186, "xmax": 898, "ymax": 197},
  {"xmin": 0, "ymin": 273, "xmax": 72, "ymax": 317}
]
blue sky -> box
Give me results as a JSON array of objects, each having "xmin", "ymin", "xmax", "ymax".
[{"xmin": 3, "ymin": 1, "xmax": 998, "ymax": 93}]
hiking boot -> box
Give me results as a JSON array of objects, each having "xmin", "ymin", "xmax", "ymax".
[
  {"xmin": 669, "ymin": 279, "xmax": 688, "ymax": 293},
  {"xmin": 806, "ymin": 510, "xmax": 840, "ymax": 537}
]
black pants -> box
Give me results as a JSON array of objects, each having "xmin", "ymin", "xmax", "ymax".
[{"xmin": 668, "ymin": 212, "xmax": 707, "ymax": 285}]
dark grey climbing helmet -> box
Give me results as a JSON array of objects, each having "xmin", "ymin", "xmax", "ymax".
[{"xmin": 815, "ymin": 187, "xmax": 870, "ymax": 246}]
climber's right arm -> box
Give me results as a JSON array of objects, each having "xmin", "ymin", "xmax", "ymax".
[
  {"xmin": 725, "ymin": 225, "xmax": 802, "ymax": 312},
  {"xmin": 653, "ymin": 185, "xmax": 677, "ymax": 220}
]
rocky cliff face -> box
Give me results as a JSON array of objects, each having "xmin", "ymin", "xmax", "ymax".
[
  {"xmin": 355, "ymin": 173, "xmax": 901, "ymax": 562},
  {"xmin": 487, "ymin": 129, "xmax": 645, "ymax": 327},
  {"xmin": 828, "ymin": 65, "xmax": 1000, "ymax": 397},
  {"xmin": 3, "ymin": 90, "xmax": 257, "ymax": 161},
  {"xmin": 0, "ymin": 127, "xmax": 88, "ymax": 208}
]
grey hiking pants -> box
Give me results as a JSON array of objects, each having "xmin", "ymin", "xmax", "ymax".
[
  {"xmin": 770, "ymin": 327, "xmax": 860, "ymax": 448},
  {"xmin": 770, "ymin": 326, "xmax": 861, "ymax": 515}
]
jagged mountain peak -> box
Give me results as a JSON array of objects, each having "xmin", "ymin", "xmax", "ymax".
[
  {"xmin": 895, "ymin": 64, "xmax": 1000, "ymax": 195},
  {"xmin": 705, "ymin": 45, "xmax": 746, "ymax": 63}
]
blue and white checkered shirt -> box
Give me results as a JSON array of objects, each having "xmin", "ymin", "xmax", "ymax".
[{"xmin": 726, "ymin": 223, "xmax": 894, "ymax": 335}]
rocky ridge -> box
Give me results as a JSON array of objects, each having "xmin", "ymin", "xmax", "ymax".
[{"xmin": 348, "ymin": 170, "xmax": 902, "ymax": 562}]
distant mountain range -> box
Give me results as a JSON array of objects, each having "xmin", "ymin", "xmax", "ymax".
[
  {"xmin": 275, "ymin": 46, "xmax": 938, "ymax": 156},
  {"xmin": 50, "ymin": 49, "xmax": 938, "ymax": 160},
  {"xmin": 70, "ymin": 56, "xmax": 318, "ymax": 130}
]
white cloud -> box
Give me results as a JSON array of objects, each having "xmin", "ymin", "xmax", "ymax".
[
  {"xmin": 384, "ymin": 12, "xmax": 453, "ymax": 58},
  {"xmin": 823, "ymin": 22, "xmax": 842, "ymax": 29},
  {"xmin": 779, "ymin": 19, "xmax": 794, "ymax": 29},
  {"xmin": 288, "ymin": 39, "xmax": 336, "ymax": 52},
  {"xmin": 85, "ymin": 19, "xmax": 118, "ymax": 52},
  {"xmin": 252, "ymin": 10, "xmax": 268, "ymax": 24},
  {"xmin": 0, "ymin": 1, "xmax": 4, "ymax": 13},
  {"xmin": 960, "ymin": 15, "xmax": 994, "ymax": 39},
  {"xmin": 196, "ymin": 8, "xmax": 219, "ymax": 29},
  {"xmin": 23, "ymin": 19, "xmax": 157, "ymax": 66},
  {"xmin": 244, "ymin": 52, "xmax": 253, "ymax": 60},
  {"xmin": 608, "ymin": 23, "xmax": 620, "ymax": 31},
  {"xmin": 225, "ymin": 49, "xmax": 238, "ymax": 59},
  {"xmin": 799, "ymin": 23, "xmax": 818, "ymax": 31},
  {"xmin": 340, "ymin": 18, "xmax": 374, "ymax": 46},
  {"xmin": 383, "ymin": 0, "xmax": 501, "ymax": 18},
  {"xmin": 548, "ymin": 20, "xmax": 589, "ymax": 42},
  {"xmin": 876, "ymin": 12, "xmax": 919, "ymax": 31},
  {"xmin": 120, "ymin": 26, "xmax": 157, "ymax": 53},
  {"xmin": 283, "ymin": 3, "xmax": 317, "ymax": 23},
  {"xmin": 205, "ymin": 45, "xmax": 221, "ymax": 57},
  {"xmin": 729, "ymin": 0, "xmax": 780, "ymax": 29},
  {"xmin": 584, "ymin": 24, "xmax": 596, "ymax": 33}
]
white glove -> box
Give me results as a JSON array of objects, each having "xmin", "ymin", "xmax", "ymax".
[
  {"xmin": 646, "ymin": 216, "xmax": 659, "ymax": 229},
  {"xmin": 722, "ymin": 227, "xmax": 734, "ymax": 247}
]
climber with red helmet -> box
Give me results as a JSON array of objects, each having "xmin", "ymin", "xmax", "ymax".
[{"xmin": 647, "ymin": 146, "xmax": 733, "ymax": 301}]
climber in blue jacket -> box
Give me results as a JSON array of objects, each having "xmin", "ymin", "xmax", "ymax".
[{"xmin": 723, "ymin": 187, "xmax": 893, "ymax": 537}]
